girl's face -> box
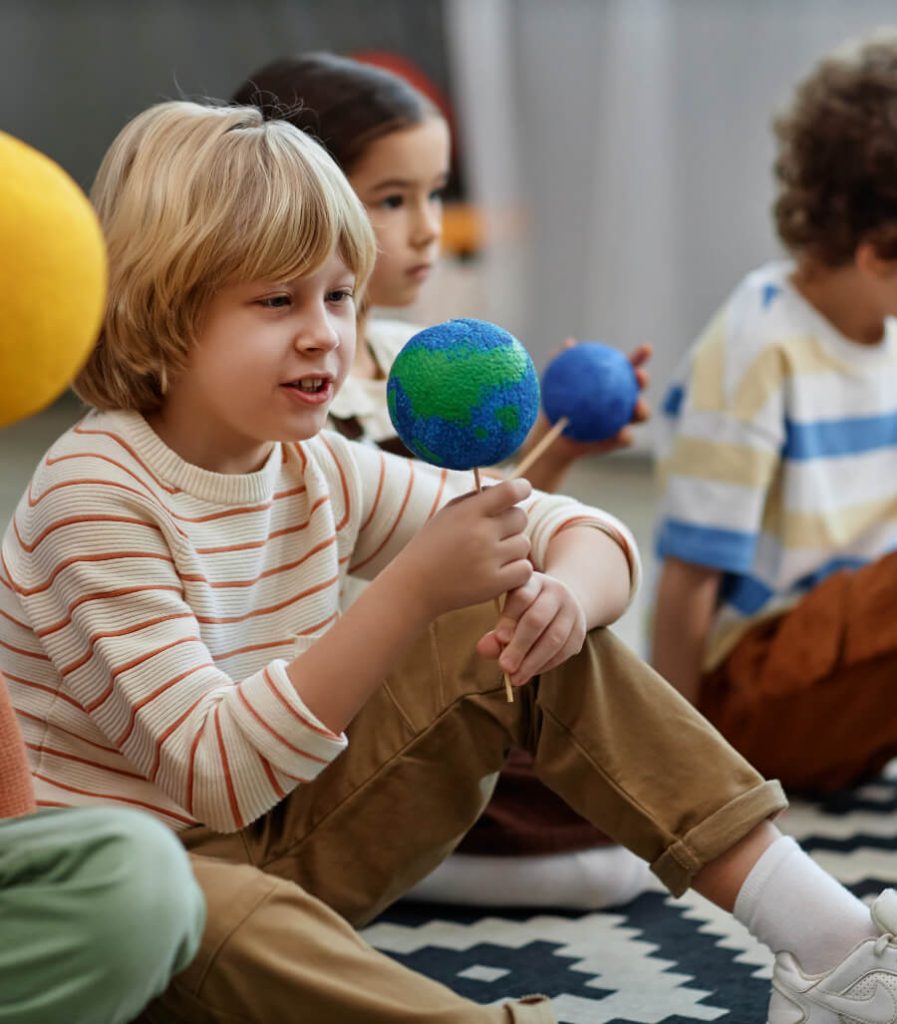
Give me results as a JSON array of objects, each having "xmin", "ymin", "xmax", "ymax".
[
  {"xmin": 348, "ymin": 116, "xmax": 451, "ymax": 308},
  {"xmin": 150, "ymin": 250, "xmax": 357, "ymax": 473}
]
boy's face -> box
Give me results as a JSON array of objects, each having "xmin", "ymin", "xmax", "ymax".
[
  {"xmin": 349, "ymin": 117, "xmax": 451, "ymax": 309},
  {"xmin": 156, "ymin": 250, "xmax": 356, "ymax": 473}
]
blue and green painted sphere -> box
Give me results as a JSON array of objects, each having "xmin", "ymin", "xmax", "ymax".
[{"xmin": 387, "ymin": 318, "xmax": 540, "ymax": 470}]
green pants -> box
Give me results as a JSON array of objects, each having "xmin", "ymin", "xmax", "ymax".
[{"xmin": 0, "ymin": 806, "xmax": 205, "ymax": 1024}]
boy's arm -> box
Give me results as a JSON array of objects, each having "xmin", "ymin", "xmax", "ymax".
[
  {"xmin": 542, "ymin": 523, "xmax": 632, "ymax": 629},
  {"xmin": 651, "ymin": 557, "xmax": 721, "ymax": 702},
  {"xmin": 289, "ymin": 478, "xmax": 534, "ymax": 734}
]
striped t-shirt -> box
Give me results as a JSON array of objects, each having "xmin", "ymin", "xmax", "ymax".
[
  {"xmin": 1, "ymin": 409, "xmax": 639, "ymax": 833},
  {"xmin": 655, "ymin": 261, "xmax": 897, "ymax": 669}
]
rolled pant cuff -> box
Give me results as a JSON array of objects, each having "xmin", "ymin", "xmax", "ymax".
[{"xmin": 651, "ymin": 779, "xmax": 787, "ymax": 896}]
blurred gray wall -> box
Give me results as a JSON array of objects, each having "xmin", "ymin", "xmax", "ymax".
[{"xmin": 0, "ymin": 0, "xmax": 451, "ymax": 190}]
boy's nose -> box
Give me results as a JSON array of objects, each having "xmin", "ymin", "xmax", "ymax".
[{"xmin": 294, "ymin": 307, "xmax": 340, "ymax": 351}]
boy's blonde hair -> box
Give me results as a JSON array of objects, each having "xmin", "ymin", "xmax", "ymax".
[{"xmin": 75, "ymin": 101, "xmax": 376, "ymax": 412}]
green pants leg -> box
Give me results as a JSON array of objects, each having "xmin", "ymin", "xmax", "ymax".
[{"xmin": 0, "ymin": 807, "xmax": 205, "ymax": 1024}]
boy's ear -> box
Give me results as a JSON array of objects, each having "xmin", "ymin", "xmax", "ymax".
[{"xmin": 856, "ymin": 239, "xmax": 897, "ymax": 279}]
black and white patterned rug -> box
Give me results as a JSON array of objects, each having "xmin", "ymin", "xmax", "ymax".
[{"xmin": 363, "ymin": 769, "xmax": 897, "ymax": 1023}]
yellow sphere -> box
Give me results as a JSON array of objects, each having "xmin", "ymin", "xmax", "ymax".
[{"xmin": 0, "ymin": 131, "xmax": 106, "ymax": 428}]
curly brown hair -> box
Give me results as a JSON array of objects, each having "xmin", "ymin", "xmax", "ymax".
[{"xmin": 773, "ymin": 32, "xmax": 897, "ymax": 265}]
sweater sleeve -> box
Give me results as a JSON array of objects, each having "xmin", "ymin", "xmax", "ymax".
[
  {"xmin": 341, "ymin": 440, "xmax": 641, "ymax": 604},
  {"xmin": 2, "ymin": 485, "xmax": 346, "ymax": 833}
]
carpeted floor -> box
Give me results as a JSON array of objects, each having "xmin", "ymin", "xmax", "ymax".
[{"xmin": 363, "ymin": 766, "xmax": 897, "ymax": 1023}]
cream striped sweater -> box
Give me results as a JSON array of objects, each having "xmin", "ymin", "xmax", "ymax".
[{"xmin": 0, "ymin": 409, "xmax": 639, "ymax": 833}]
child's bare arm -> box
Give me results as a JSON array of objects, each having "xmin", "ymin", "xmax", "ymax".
[
  {"xmin": 476, "ymin": 524, "xmax": 633, "ymax": 687},
  {"xmin": 286, "ymin": 478, "xmax": 533, "ymax": 733},
  {"xmin": 651, "ymin": 557, "xmax": 722, "ymax": 703}
]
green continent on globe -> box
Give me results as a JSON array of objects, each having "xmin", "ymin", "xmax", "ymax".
[{"xmin": 389, "ymin": 341, "xmax": 531, "ymax": 424}]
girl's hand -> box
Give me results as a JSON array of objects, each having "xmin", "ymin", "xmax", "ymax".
[
  {"xmin": 396, "ymin": 477, "xmax": 534, "ymax": 619},
  {"xmin": 475, "ymin": 571, "xmax": 587, "ymax": 687}
]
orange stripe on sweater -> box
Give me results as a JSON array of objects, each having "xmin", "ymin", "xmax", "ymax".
[
  {"xmin": 148, "ymin": 693, "xmax": 206, "ymax": 781},
  {"xmin": 27, "ymin": 472, "xmax": 294, "ymax": 526},
  {"xmin": 83, "ymin": 635, "xmax": 202, "ymax": 711},
  {"xmin": 256, "ymin": 750, "xmax": 287, "ymax": 799},
  {"xmin": 195, "ymin": 495, "xmax": 329, "ymax": 554},
  {"xmin": 350, "ymin": 459, "xmax": 414, "ymax": 573},
  {"xmin": 194, "ymin": 576, "xmax": 337, "ymax": 625},
  {"xmin": 0, "ymin": 638, "xmax": 50, "ymax": 661},
  {"xmin": 27, "ymin": 742, "xmax": 145, "ymax": 780},
  {"xmin": 72, "ymin": 423, "xmax": 180, "ymax": 493},
  {"xmin": 8, "ymin": 550, "xmax": 175, "ymax": 598},
  {"xmin": 321, "ymin": 435, "xmax": 351, "ymax": 531},
  {"xmin": 61, "ymin": 611, "xmax": 195, "ymax": 677},
  {"xmin": 262, "ymin": 667, "xmax": 340, "ymax": 742},
  {"xmin": 33, "ymin": 771, "xmax": 194, "ymax": 826},
  {"xmin": 214, "ymin": 705, "xmax": 243, "ymax": 830},
  {"xmin": 428, "ymin": 468, "xmax": 448, "ymax": 519},
  {"xmin": 0, "ymin": 606, "xmax": 30, "ymax": 630},
  {"xmin": 181, "ymin": 536, "xmax": 335, "ymax": 589},
  {"xmin": 12, "ymin": 512, "xmax": 162, "ymax": 555},
  {"xmin": 236, "ymin": 686, "xmax": 326, "ymax": 765},
  {"xmin": 37, "ymin": 585, "xmax": 183, "ymax": 640},
  {"xmin": 115, "ymin": 661, "xmax": 215, "ymax": 748},
  {"xmin": 359, "ymin": 452, "xmax": 386, "ymax": 533},
  {"xmin": 17, "ymin": 708, "xmax": 118, "ymax": 753},
  {"xmin": 185, "ymin": 716, "xmax": 208, "ymax": 816},
  {"xmin": 46, "ymin": 451, "xmax": 175, "ymax": 502},
  {"xmin": 4, "ymin": 673, "xmax": 82, "ymax": 709}
]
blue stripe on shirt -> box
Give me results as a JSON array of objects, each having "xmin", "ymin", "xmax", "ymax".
[
  {"xmin": 656, "ymin": 518, "xmax": 756, "ymax": 572},
  {"xmin": 721, "ymin": 555, "xmax": 871, "ymax": 616},
  {"xmin": 662, "ymin": 384, "xmax": 685, "ymax": 418},
  {"xmin": 784, "ymin": 411, "xmax": 897, "ymax": 460}
]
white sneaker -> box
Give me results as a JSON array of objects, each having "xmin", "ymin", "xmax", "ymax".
[{"xmin": 769, "ymin": 889, "xmax": 897, "ymax": 1023}]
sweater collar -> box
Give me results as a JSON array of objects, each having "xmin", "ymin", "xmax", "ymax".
[{"xmin": 97, "ymin": 409, "xmax": 287, "ymax": 505}]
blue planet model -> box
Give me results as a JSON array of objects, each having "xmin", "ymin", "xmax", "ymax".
[{"xmin": 541, "ymin": 342, "xmax": 638, "ymax": 442}]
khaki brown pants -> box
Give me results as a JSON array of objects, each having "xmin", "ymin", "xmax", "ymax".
[
  {"xmin": 139, "ymin": 604, "xmax": 785, "ymax": 1024},
  {"xmin": 701, "ymin": 549, "xmax": 897, "ymax": 792}
]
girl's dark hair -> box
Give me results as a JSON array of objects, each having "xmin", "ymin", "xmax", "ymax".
[
  {"xmin": 231, "ymin": 52, "xmax": 439, "ymax": 175},
  {"xmin": 774, "ymin": 33, "xmax": 897, "ymax": 265}
]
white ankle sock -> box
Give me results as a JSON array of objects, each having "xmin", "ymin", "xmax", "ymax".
[{"xmin": 733, "ymin": 835, "xmax": 876, "ymax": 974}]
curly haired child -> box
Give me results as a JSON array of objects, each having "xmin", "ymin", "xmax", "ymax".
[{"xmin": 654, "ymin": 31, "xmax": 897, "ymax": 795}]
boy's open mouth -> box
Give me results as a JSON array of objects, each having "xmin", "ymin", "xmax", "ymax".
[
  {"xmin": 283, "ymin": 376, "xmax": 330, "ymax": 393},
  {"xmin": 280, "ymin": 375, "xmax": 334, "ymax": 406}
]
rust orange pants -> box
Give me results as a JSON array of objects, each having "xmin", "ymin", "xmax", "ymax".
[{"xmin": 701, "ymin": 549, "xmax": 897, "ymax": 793}]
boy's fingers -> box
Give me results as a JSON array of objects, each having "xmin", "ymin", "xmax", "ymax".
[
  {"xmin": 477, "ymin": 477, "xmax": 531, "ymax": 514},
  {"xmin": 496, "ymin": 506, "xmax": 528, "ymax": 539},
  {"xmin": 476, "ymin": 630, "xmax": 503, "ymax": 659}
]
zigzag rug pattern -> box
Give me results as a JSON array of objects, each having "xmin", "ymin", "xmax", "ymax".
[{"xmin": 362, "ymin": 768, "xmax": 897, "ymax": 1023}]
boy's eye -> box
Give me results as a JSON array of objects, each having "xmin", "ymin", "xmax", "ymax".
[
  {"xmin": 429, "ymin": 187, "xmax": 446, "ymax": 204},
  {"xmin": 379, "ymin": 194, "xmax": 404, "ymax": 210},
  {"xmin": 327, "ymin": 288, "xmax": 355, "ymax": 304},
  {"xmin": 257, "ymin": 295, "xmax": 291, "ymax": 309}
]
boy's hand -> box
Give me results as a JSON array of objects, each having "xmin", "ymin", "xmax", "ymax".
[
  {"xmin": 475, "ymin": 571, "xmax": 587, "ymax": 687},
  {"xmin": 397, "ymin": 478, "xmax": 534, "ymax": 619}
]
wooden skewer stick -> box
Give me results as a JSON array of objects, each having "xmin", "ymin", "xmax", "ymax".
[
  {"xmin": 508, "ymin": 416, "xmax": 570, "ymax": 481},
  {"xmin": 473, "ymin": 466, "xmax": 515, "ymax": 703}
]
